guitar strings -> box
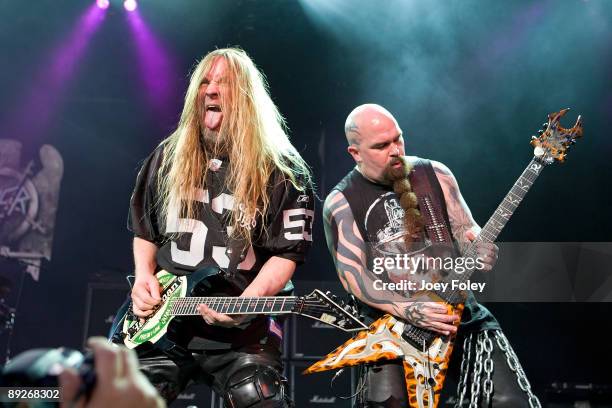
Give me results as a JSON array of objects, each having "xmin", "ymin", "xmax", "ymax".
[
  {"xmin": 402, "ymin": 157, "xmax": 543, "ymax": 342},
  {"xmin": 166, "ymin": 297, "xmax": 340, "ymax": 315},
  {"xmin": 445, "ymin": 156, "xmax": 541, "ymax": 304}
]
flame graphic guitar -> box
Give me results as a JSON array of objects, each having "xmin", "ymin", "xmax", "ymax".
[{"xmin": 304, "ymin": 109, "xmax": 583, "ymax": 408}]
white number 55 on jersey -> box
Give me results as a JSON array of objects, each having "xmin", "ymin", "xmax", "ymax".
[{"xmin": 283, "ymin": 209, "xmax": 314, "ymax": 241}]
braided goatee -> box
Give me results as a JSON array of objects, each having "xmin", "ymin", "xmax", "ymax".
[{"xmin": 384, "ymin": 157, "xmax": 422, "ymax": 243}]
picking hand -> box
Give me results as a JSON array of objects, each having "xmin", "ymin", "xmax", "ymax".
[
  {"xmin": 397, "ymin": 300, "xmax": 460, "ymax": 336},
  {"xmin": 131, "ymin": 273, "xmax": 161, "ymax": 318}
]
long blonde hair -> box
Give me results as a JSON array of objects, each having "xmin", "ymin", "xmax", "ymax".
[{"xmin": 157, "ymin": 48, "xmax": 311, "ymax": 246}]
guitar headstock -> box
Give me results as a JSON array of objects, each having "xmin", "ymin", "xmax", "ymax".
[
  {"xmin": 295, "ymin": 290, "xmax": 368, "ymax": 332},
  {"xmin": 530, "ymin": 108, "xmax": 583, "ymax": 164}
]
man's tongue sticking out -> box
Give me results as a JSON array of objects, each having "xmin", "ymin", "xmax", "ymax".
[{"xmin": 205, "ymin": 107, "xmax": 223, "ymax": 131}]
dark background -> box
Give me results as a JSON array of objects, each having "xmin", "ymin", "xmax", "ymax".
[{"xmin": 1, "ymin": 0, "xmax": 611, "ymax": 402}]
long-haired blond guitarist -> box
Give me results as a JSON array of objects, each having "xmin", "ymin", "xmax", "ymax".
[{"xmin": 124, "ymin": 48, "xmax": 314, "ymax": 408}]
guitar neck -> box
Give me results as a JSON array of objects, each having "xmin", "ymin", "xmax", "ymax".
[
  {"xmin": 442, "ymin": 157, "xmax": 546, "ymax": 293},
  {"xmin": 170, "ymin": 296, "xmax": 299, "ymax": 316},
  {"xmin": 471, "ymin": 157, "xmax": 545, "ymax": 248}
]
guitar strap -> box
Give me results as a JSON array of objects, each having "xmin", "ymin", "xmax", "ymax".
[
  {"xmin": 224, "ymin": 236, "xmax": 249, "ymax": 283},
  {"xmin": 409, "ymin": 159, "xmax": 459, "ymax": 254}
]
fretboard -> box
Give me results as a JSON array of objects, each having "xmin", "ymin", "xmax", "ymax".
[
  {"xmin": 473, "ymin": 157, "xmax": 545, "ymax": 246},
  {"xmin": 474, "ymin": 157, "xmax": 544, "ymax": 245},
  {"xmin": 442, "ymin": 156, "xmax": 546, "ymax": 300},
  {"xmin": 169, "ymin": 296, "xmax": 298, "ymax": 316}
]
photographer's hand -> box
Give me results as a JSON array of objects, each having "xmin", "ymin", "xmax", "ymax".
[{"xmin": 59, "ymin": 337, "xmax": 165, "ymax": 408}]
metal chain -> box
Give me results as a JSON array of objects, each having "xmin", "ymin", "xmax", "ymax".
[
  {"xmin": 469, "ymin": 333, "xmax": 484, "ymax": 408},
  {"xmin": 482, "ymin": 331, "xmax": 495, "ymax": 406},
  {"xmin": 455, "ymin": 333, "xmax": 473, "ymax": 408},
  {"xmin": 356, "ymin": 365, "xmax": 369, "ymax": 407},
  {"xmin": 493, "ymin": 330, "xmax": 542, "ymax": 408}
]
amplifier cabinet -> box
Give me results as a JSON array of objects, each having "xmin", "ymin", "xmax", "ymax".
[
  {"xmin": 170, "ymin": 383, "xmax": 220, "ymax": 408},
  {"xmin": 82, "ymin": 282, "xmax": 129, "ymax": 346},
  {"xmin": 289, "ymin": 361, "xmax": 355, "ymax": 407}
]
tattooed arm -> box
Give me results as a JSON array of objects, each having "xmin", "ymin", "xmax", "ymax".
[
  {"xmin": 431, "ymin": 160, "xmax": 498, "ymax": 270},
  {"xmin": 323, "ymin": 190, "xmax": 458, "ymax": 335}
]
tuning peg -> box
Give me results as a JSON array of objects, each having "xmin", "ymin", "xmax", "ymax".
[
  {"xmin": 537, "ymin": 130, "xmax": 544, "ymax": 135},
  {"xmin": 542, "ymin": 123, "xmax": 548, "ymax": 129}
]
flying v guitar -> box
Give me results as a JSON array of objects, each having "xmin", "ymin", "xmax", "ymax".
[{"xmin": 303, "ymin": 109, "xmax": 583, "ymax": 408}]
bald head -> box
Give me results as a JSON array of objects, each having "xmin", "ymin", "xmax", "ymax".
[
  {"xmin": 344, "ymin": 104, "xmax": 405, "ymax": 183},
  {"xmin": 344, "ymin": 104, "xmax": 400, "ymax": 146}
]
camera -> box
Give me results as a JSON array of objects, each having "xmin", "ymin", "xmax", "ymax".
[{"xmin": 0, "ymin": 347, "xmax": 96, "ymax": 407}]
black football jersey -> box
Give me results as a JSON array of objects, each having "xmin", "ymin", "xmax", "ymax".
[
  {"xmin": 127, "ymin": 145, "xmax": 314, "ymax": 349},
  {"xmin": 129, "ymin": 146, "xmax": 314, "ymax": 279}
]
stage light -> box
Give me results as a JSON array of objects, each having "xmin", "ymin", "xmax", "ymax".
[
  {"xmin": 96, "ymin": 0, "xmax": 109, "ymax": 9},
  {"xmin": 124, "ymin": 0, "xmax": 137, "ymax": 12},
  {"xmin": 125, "ymin": 3, "xmax": 179, "ymax": 123},
  {"xmin": 1, "ymin": 2, "xmax": 106, "ymax": 141}
]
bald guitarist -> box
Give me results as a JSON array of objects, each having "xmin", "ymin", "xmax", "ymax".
[{"xmin": 323, "ymin": 104, "xmax": 539, "ymax": 407}]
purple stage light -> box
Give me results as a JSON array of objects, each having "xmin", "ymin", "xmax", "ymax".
[
  {"xmin": 96, "ymin": 0, "xmax": 109, "ymax": 10},
  {"xmin": 126, "ymin": 9, "xmax": 180, "ymax": 124},
  {"xmin": 124, "ymin": 0, "xmax": 138, "ymax": 12},
  {"xmin": 0, "ymin": 3, "xmax": 105, "ymax": 141}
]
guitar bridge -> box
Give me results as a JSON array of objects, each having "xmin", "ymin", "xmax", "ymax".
[{"xmin": 402, "ymin": 327, "xmax": 436, "ymax": 350}]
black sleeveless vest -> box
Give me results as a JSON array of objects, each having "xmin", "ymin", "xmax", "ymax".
[{"xmin": 333, "ymin": 158, "xmax": 499, "ymax": 331}]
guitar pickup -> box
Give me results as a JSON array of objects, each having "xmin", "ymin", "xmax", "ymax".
[{"xmin": 319, "ymin": 313, "xmax": 337, "ymax": 325}]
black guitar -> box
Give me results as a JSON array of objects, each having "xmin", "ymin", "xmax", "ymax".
[{"xmin": 109, "ymin": 267, "xmax": 367, "ymax": 357}]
